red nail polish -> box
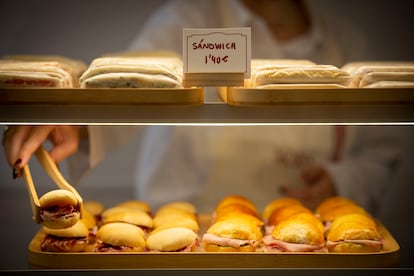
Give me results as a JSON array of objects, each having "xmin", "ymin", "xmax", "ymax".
[{"xmin": 14, "ymin": 158, "xmax": 22, "ymax": 167}]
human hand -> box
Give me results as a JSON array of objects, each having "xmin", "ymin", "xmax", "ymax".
[
  {"xmin": 2, "ymin": 125, "xmax": 80, "ymax": 178},
  {"xmin": 280, "ymin": 165, "xmax": 337, "ymax": 210}
]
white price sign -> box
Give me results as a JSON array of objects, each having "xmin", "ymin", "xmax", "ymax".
[{"xmin": 183, "ymin": 28, "xmax": 251, "ymax": 77}]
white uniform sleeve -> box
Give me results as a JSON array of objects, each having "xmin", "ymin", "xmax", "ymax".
[{"xmin": 324, "ymin": 126, "xmax": 402, "ymax": 214}]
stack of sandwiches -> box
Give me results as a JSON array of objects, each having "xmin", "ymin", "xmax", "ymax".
[
  {"xmin": 79, "ymin": 53, "xmax": 183, "ymax": 88},
  {"xmin": 202, "ymin": 195, "xmax": 263, "ymax": 252},
  {"xmin": 0, "ymin": 54, "xmax": 86, "ymax": 88},
  {"xmin": 146, "ymin": 201, "xmax": 200, "ymax": 252},
  {"xmin": 245, "ymin": 59, "xmax": 349, "ymax": 89},
  {"xmin": 342, "ymin": 61, "xmax": 414, "ymax": 88}
]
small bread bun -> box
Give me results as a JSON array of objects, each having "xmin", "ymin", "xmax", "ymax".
[
  {"xmin": 151, "ymin": 216, "xmax": 199, "ymax": 234},
  {"xmin": 81, "ymin": 209, "xmax": 97, "ymax": 229},
  {"xmin": 214, "ymin": 211, "xmax": 264, "ymax": 228},
  {"xmin": 43, "ymin": 219, "xmax": 89, "ymax": 238},
  {"xmin": 326, "ymin": 213, "xmax": 382, "ymax": 253},
  {"xmin": 116, "ymin": 200, "xmax": 151, "ymax": 214},
  {"xmin": 39, "ymin": 189, "xmax": 80, "ymax": 229},
  {"xmin": 156, "ymin": 201, "xmax": 197, "ymax": 214},
  {"xmin": 262, "ymin": 197, "xmax": 303, "ymax": 223},
  {"xmin": 83, "ymin": 201, "xmax": 104, "ymax": 217},
  {"xmin": 215, "ymin": 203, "xmax": 259, "ymax": 218},
  {"xmin": 315, "ymin": 196, "xmax": 358, "ymax": 218},
  {"xmin": 97, "ymin": 222, "xmax": 146, "ymax": 251},
  {"xmin": 318, "ymin": 203, "xmax": 368, "ymax": 224},
  {"xmin": 39, "ymin": 189, "xmax": 78, "ymax": 208},
  {"xmin": 206, "ymin": 216, "xmax": 263, "ymax": 241},
  {"xmin": 215, "ymin": 195, "xmax": 258, "ymax": 216},
  {"xmin": 267, "ymin": 204, "xmax": 312, "ymax": 227},
  {"xmin": 271, "ymin": 215, "xmax": 325, "ymax": 246},
  {"xmin": 153, "ymin": 208, "xmax": 197, "ymax": 228},
  {"xmin": 146, "ymin": 227, "xmax": 197, "ymax": 252},
  {"xmin": 41, "ymin": 220, "xmax": 89, "ymax": 252},
  {"xmin": 102, "ymin": 209, "xmax": 153, "ymax": 229}
]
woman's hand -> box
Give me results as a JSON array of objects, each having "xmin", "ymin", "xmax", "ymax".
[
  {"xmin": 280, "ymin": 165, "xmax": 337, "ymax": 210},
  {"xmin": 2, "ymin": 125, "xmax": 80, "ymax": 178}
]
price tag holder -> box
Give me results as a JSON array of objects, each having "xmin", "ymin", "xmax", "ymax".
[{"xmin": 183, "ymin": 28, "xmax": 251, "ymax": 87}]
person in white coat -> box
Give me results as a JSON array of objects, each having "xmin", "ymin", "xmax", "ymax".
[{"xmin": 2, "ymin": 0, "xmax": 401, "ymax": 214}]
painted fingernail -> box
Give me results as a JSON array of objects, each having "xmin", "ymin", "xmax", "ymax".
[
  {"xmin": 12, "ymin": 168, "xmax": 21, "ymax": 179},
  {"xmin": 14, "ymin": 158, "xmax": 22, "ymax": 168}
]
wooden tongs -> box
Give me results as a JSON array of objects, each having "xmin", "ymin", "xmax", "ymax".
[{"xmin": 22, "ymin": 145, "xmax": 84, "ymax": 224}]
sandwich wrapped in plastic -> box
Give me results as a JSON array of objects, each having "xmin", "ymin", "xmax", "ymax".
[
  {"xmin": 341, "ymin": 61, "xmax": 414, "ymax": 88},
  {"xmin": 79, "ymin": 52, "xmax": 183, "ymax": 88},
  {"xmin": 246, "ymin": 59, "xmax": 349, "ymax": 89},
  {"xmin": 0, "ymin": 54, "xmax": 87, "ymax": 88}
]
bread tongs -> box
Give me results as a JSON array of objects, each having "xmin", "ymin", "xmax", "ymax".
[{"xmin": 22, "ymin": 145, "xmax": 84, "ymax": 224}]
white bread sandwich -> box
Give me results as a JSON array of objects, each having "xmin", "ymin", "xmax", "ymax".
[
  {"xmin": 39, "ymin": 189, "xmax": 80, "ymax": 229},
  {"xmin": 40, "ymin": 220, "xmax": 89, "ymax": 252},
  {"xmin": 95, "ymin": 222, "xmax": 146, "ymax": 252},
  {"xmin": 146, "ymin": 227, "xmax": 199, "ymax": 252}
]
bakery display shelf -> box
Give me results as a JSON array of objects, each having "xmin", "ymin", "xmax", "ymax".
[
  {"xmin": 1, "ymin": 87, "xmax": 414, "ymax": 124},
  {"xmin": 0, "ymin": 87, "xmax": 204, "ymax": 105},
  {"xmin": 223, "ymin": 87, "xmax": 414, "ymax": 106},
  {"xmin": 28, "ymin": 214, "xmax": 400, "ymax": 269}
]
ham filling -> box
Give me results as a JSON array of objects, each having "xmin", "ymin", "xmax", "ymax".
[
  {"xmin": 262, "ymin": 235, "xmax": 325, "ymax": 252},
  {"xmin": 202, "ymin": 233, "xmax": 258, "ymax": 248},
  {"xmin": 40, "ymin": 235, "xmax": 88, "ymax": 252},
  {"xmin": 40, "ymin": 205, "xmax": 79, "ymax": 222},
  {"xmin": 326, "ymin": 239, "xmax": 383, "ymax": 249}
]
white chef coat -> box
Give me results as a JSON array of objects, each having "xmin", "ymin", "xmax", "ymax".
[{"xmin": 70, "ymin": 0, "xmax": 400, "ymax": 214}]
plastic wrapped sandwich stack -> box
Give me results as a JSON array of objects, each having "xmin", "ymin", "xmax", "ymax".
[
  {"xmin": 246, "ymin": 59, "xmax": 350, "ymax": 89},
  {"xmin": 0, "ymin": 54, "xmax": 86, "ymax": 88},
  {"xmin": 342, "ymin": 61, "xmax": 414, "ymax": 88},
  {"xmin": 79, "ymin": 52, "xmax": 183, "ymax": 88}
]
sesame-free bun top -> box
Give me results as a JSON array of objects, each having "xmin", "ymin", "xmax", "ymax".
[
  {"xmin": 318, "ymin": 203, "xmax": 368, "ymax": 223},
  {"xmin": 315, "ymin": 196, "xmax": 358, "ymax": 217},
  {"xmin": 43, "ymin": 220, "xmax": 89, "ymax": 238},
  {"xmin": 206, "ymin": 216, "xmax": 263, "ymax": 241},
  {"xmin": 271, "ymin": 215, "xmax": 325, "ymax": 246},
  {"xmin": 267, "ymin": 204, "xmax": 312, "ymax": 227},
  {"xmin": 151, "ymin": 216, "xmax": 200, "ymax": 234},
  {"xmin": 262, "ymin": 197, "xmax": 303, "ymax": 222},
  {"xmin": 215, "ymin": 195, "xmax": 258, "ymax": 216},
  {"xmin": 83, "ymin": 201, "xmax": 104, "ymax": 217},
  {"xmin": 146, "ymin": 227, "xmax": 197, "ymax": 251},
  {"xmin": 102, "ymin": 209, "xmax": 153, "ymax": 229},
  {"xmin": 327, "ymin": 213, "xmax": 380, "ymax": 242},
  {"xmin": 39, "ymin": 189, "xmax": 78, "ymax": 208},
  {"xmin": 156, "ymin": 201, "xmax": 197, "ymax": 214},
  {"xmin": 97, "ymin": 222, "xmax": 146, "ymax": 248},
  {"xmin": 115, "ymin": 200, "xmax": 151, "ymax": 214}
]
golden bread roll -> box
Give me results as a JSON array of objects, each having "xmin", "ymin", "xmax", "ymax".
[
  {"xmin": 262, "ymin": 214, "xmax": 325, "ymax": 252},
  {"xmin": 95, "ymin": 222, "xmax": 146, "ymax": 252},
  {"xmin": 326, "ymin": 213, "xmax": 382, "ymax": 253},
  {"xmin": 202, "ymin": 216, "xmax": 262, "ymax": 252},
  {"xmin": 215, "ymin": 195, "xmax": 258, "ymax": 217},
  {"xmin": 267, "ymin": 204, "xmax": 312, "ymax": 227},
  {"xmin": 115, "ymin": 200, "xmax": 151, "ymax": 214},
  {"xmin": 261, "ymin": 197, "xmax": 303, "ymax": 223}
]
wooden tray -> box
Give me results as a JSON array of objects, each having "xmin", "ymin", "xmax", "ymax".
[
  {"xmin": 222, "ymin": 87, "xmax": 414, "ymax": 106},
  {"xmin": 28, "ymin": 214, "xmax": 400, "ymax": 269},
  {"xmin": 0, "ymin": 87, "xmax": 204, "ymax": 105}
]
